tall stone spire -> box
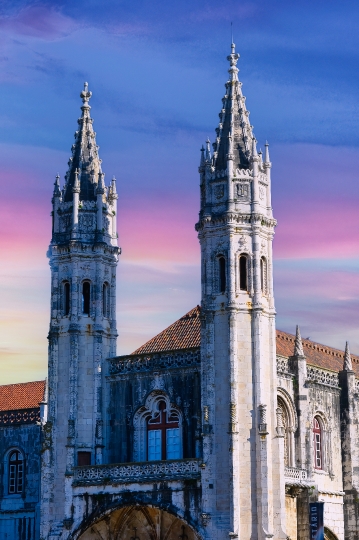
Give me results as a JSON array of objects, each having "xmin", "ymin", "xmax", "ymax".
[
  {"xmin": 344, "ymin": 341, "xmax": 353, "ymax": 371},
  {"xmin": 63, "ymin": 82, "xmax": 102, "ymax": 202},
  {"xmin": 294, "ymin": 325, "xmax": 305, "ymax": 357},
  {"xmin": 211, "ymin": 42, "xmax": 255, "ymax": 173}
]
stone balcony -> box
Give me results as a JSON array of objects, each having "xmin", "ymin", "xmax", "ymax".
[
  {"xmin": 284, "ymin": 466, "xmax": 308, "ymax": 485},
  {"xmin": 73, "ymin": 458, "xmax": 201, "ymax": 486}
]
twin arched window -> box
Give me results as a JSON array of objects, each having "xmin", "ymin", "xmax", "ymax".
[
  {"xmin": 8, "ymin": 450, "xmax": 23, "ymax": 494},
  {"xmin": 313, "ymin": 417, "xmax": 323, "ymax": 470}
]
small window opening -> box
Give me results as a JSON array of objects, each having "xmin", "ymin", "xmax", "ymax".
[
  {"xmin": 218, "ymin": 256, "xmax": 226, "ymax": 293},
  {"xmin": 260, "ymin": 257, "xmax": 267, "ymax": 294},
  {"xmin": 8, "ymin": 450, "xmax": 23, "ymax": 494},
  {"xmin": 102, "ymin": 282, "xmax": 109, "ymax": 318},
  {"xmin": 77, "ymin": 451, "xmax": 91, "ymax": 466},
  {"xmin": 64, "ymin": 282, "xmax": 70, "ymax": 316},
  {"xmin": 313, "ymin": 417, "xmax": 323, "ymax": 470},
  {"xmin": 239, "ymin": 255, "xmax": 247, "ymax": 291},
  {"xmin": 82, "ymin": 281, "xmax": 91, "ymax": 315}
]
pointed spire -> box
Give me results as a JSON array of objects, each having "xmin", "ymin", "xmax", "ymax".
[
  {"xmin": 264, "ymin": 141, "xmax": 270, "ymax": 164},
  {"xmin": 73, "ymin": 168, "xmax": 80, "ymax": 193},
  {"xmin": 110, "ymin": 175, "xmax": 118, "ymax": 197},
  {"xmin": 211, "ymin": 45, "xmax": 255, "ymax": 173},
  {"xmin": 53, "ymin": 174, "xmax": 61, "ymax": 198},
  {"xmin": 294, "ymin": 325, "xmax": 304, "ymax": 357},
  {"xmin": 343, "ymin": 341, "xmax": 353, "ymax": 371},
  {"xmin": 97, "ymin": 171, "xmax": 105, "ymax": 194},
  {"xmin": 63, "ymin": 82, "xmax": 103, "ymax": 203},
  {"xmin": 251, "ymin": 138, "xmax": 258, "ymax": 160},
  {"xmin": 200, "ymin": 145, "xmax": 205, "ymax": 167}
]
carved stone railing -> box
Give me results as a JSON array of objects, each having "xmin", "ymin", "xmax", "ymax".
[
  {"xmin": 109, "ymin": 348, "xmax": 200, "ymax": 375},
  {"xmin": 0, "ymin": 408, "xmax": 40, "ymax": 426},
  {"xmin": 276, "ymin": 356, "xmax": 291, "ymax": 375},
  {"xmin": 73, "ymin": 458, "xmax": 201, "ymax": 486},
  {"xmin": 307, "ymin": 366, "xmax": 339, "ymax": 388},
  {"xmin": 284, "ymin": 467, "xmax": 307, "ymax": 482}
]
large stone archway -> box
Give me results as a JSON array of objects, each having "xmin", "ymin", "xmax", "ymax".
[
  {"xmin": 77, "ymin": 506, "xmax": 200, "ymax": 540},
  {"xmin": 324, "ymin": 527, "xmax": 339, "ymax": 540}
]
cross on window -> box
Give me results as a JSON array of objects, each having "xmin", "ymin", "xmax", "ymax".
[{"xmin": 147, "ymin": 401, "xmax": 180, "ymax": 461}]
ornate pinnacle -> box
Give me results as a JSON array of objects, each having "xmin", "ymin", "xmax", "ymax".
[
  {"xmin": 205, "ymin": 138, "xmax": 211, "ymax": 161},
  {"xmin": 97, "ymin": 171, "xmax": 105, "ymax": 194},
  {"xmin": 344, "ymin": 341, "xmax": 353, "ymax": 371},
  {"xmin": 251, "ymin": 137, "xmax": 259, "ymax": 161},
  {"xmin": 200, "ymin": 145, "xmax": 205, "ymax": 167},
  {"xmin": 80, "ymin": 82, "xmax": 92, "ymax": 108},
  {"xmin": 264, "ymin": 141, "xmax": 270, "ymax": 164},
  {"xmin": 53, "ymin": 174, "xmax": 61, "ymax": 197},
  {"xmin": 294, "ymin": 325, "xmax": 304, "ymax": 357},
  {"xmin": 72, "ymin": 168, "xmax": 80, "ymax": 193}
]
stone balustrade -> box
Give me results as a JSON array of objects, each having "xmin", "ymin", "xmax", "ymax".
[
  {"xmin": 73, "ymin": 458, "xmax": 201, "ymax": 486},
  {"xmin": 284, "ymin": 466, "xmax": 307, "ymax": 482}
]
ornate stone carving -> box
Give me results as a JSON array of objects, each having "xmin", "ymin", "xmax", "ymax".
[
  {"xmin": 79, "ymin": 213, "xmax": 96, "ymax": 232},
  {"xmin": 307, "ymin": 366, "xmax": 339, "ymax": 388},
  {"xmin": 109, "ymin": 348, "xmax": 200, "ymax": 375},
  {"xmin": 214, "ymin": 185, "xmax": 224, "ymax": 199},
  {"xmin": 73, "ymin": 458, "xmax": 200, "ymax": 485},
  {"xmin": 276, "ymin": 356, "xmax": 290, "ymax": 375},
  {"xmin": 0, "ymin": 408, "xmax": 40, "ymax": 426}
]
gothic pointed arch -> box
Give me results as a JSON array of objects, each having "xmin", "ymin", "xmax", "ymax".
[{"xmin": 277, "ymin": 388, "xmax": 297, "ymax": 468}]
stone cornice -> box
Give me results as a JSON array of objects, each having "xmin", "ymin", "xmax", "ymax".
[{"xmin": 195, "ymin": 212, "xmax": 276, "ymax": 231}]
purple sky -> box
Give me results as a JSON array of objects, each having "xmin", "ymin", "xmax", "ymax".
[{"xmin": 1, "ymin": 0, "xmax": 359, "ymax": 383}]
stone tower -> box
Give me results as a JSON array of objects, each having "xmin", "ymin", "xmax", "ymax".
[
  {"xmin": 196, "ymin": 44, "xmax": 287, "ymax": 539},
  {"xmin": 41, "ymin": 84, "xmax": 120, "ymax": 538}
]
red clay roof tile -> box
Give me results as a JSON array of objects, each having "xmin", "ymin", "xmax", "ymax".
[
  {"xmin": 133, "ymin": 306, "xmax": 358, "ymax": 375},
  {"xmin": 0, "ymin": 380, "xmax": 46, "ymax": 412}
]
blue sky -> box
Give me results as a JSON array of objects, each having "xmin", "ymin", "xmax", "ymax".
[{"xmin": 0, "ymin": 0, "xmax": 359, "ymax": 382}]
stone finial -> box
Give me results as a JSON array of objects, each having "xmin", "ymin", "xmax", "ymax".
[
  {"xmin": 111, "ymin": 176, "xmax": 117, "ymax": 196},
  {"xmin": 53, "ymin": 174, "xmax": 61, "ymax": 197},
  {"xmin": 72, "ymin": 168, "xmax": 80, "ymax": 193},
  {"xmin": 205, "ymin": 138, "xmax": 211, "ymax": 161},
  {"xmin": 264, "ymin": 141, "xmax": 270, "ymax": 164},
  {"xmin": 200, "ymin": 145, "xmax": 205, "ymax": 167},
  {"xmin": 80, "ymin": 81, "xmax": 92, "ymax": 106},
  {"xmin": 97, "ymin": 171, "xmax": 105, "ymax": 194},
  {"xmin": 294, "ymin": 325, "xmax": 304, "ymax": 357},
  {"xmin": 344, "ymin": 341, "xmax": 353, "ymax": 371},
  {"xmin": 251, "ymin": 137, "xmax": 258, "ymax": 160}
]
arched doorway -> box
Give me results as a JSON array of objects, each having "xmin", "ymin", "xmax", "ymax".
[{"xmin": 78, "ymin": 506, "xmax": 199, "ymax": 540}]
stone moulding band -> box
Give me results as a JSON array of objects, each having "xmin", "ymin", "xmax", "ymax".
[
  {"xmin": 108, "ymin": 348, "xmax": 201, "ymax": 375},
  {"xmin": 73, "ymin": 458, "xmax": 200, "ymax": 486}
]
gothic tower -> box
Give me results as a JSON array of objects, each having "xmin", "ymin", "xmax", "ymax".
[
  {"xmin": 196, "ymin": 44, "xmax": 287, "ymax": 539},
  {"xmin": 41, "ymin": 84, "xmax": 120, "ymax": 538}
]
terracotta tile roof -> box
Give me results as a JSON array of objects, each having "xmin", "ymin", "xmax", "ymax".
[
  {"xmin": 133, "ymin": 306, "xmax": 358, "ymax": 376},
  {"xmin": 132, "ymin": 306, "xmax": 201, "ymax": 354},
  {"xmin": 276, "ymin": 330, "xmax": 359, "ymax": 375},
  {"xmin": 0, "ymin": 380, "xmax": 46, "ymax": 412}
]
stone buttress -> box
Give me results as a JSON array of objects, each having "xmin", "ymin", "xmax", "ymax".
[
  {"xmin": 196, "ymin": 43, "xmax": 286, "ymax": 540},
  {"xmin": 40, "ymin": 84, "xmax": 120, "ymax": 539}
]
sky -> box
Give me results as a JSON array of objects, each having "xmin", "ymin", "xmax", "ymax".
[{"xmin": 0, "ymin": 0, "xmax": 359, "ymax": 383}]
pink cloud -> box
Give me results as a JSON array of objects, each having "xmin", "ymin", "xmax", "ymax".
[{"xmin": 0, "ymin": 5, "xmax": 78, "ymax": 40}]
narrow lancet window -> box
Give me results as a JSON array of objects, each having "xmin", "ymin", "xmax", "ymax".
[
  {"xmin": 218, "ymin": 256, "xmax": 226, "ymax": 293},
  {"xmin": 239, "ymin": 255, "xmax": 247, "ymax": 291},
  {"xmin": 313, "ymin": 417, "xmax": 323, "ymax": 470},
  {"xmin": 82, "ymin": 281, "xmax": 91, "ymax": 315},
  {"xmin": 64, "ymin": 282, "xmax": 70, "ymax": 316},
  {"xmin": 102, "ymin": 282, "xmax": 109, "ymax": 318}
]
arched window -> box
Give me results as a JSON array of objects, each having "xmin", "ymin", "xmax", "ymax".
[
  {"xmin": 102, "ymin": 282, "xmax": 110, "ymax": 318},
  {"xmin": 64, "ymin": 281, "xmax": 70, "ymax": 316},
  {"xmin": 82, "ymin": 281, "xmax": 91, "ymax": 315},
  {"xmin": 313, "ymin": 417, "xmax": 323, "ymax": 469},
  {"xmin": 147, "ymin": 400, "xmax": 180, "ymax": 461},
  {"xmin": 239, "ymin": 254, "xmax": 247, "ymax": 291},
  {"xmin": 260, "ymin": 257, "xmax": 267, "ymax": 294},
  {"xmin": 218, "ymin": 256, "xmax": 226, "ymax": 293},
  {"xmin": 8, "ymin": 450, "xmax": 23, "ymax": 494}
]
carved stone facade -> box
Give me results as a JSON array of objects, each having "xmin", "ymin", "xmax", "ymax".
[{"xmin": 1, "ymin": 45, "xmax": 359, "ymax": 540}]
